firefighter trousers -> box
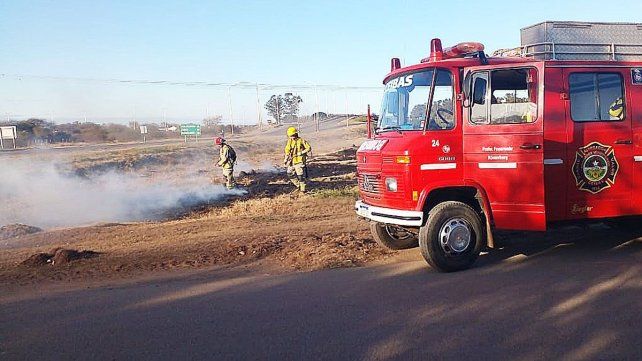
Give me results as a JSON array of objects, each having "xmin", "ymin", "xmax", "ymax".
[
  {"xmin": 222, "ymin": 167, "xmax": 235, "ymax": 189},
  {"xmin": 287, "ymin": 162, "xmax": 307, "ymax": 192}
]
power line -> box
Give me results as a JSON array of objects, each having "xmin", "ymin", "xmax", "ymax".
[{"xmin": 0, "ymin": 73, "xmax": 383, "ymax": 91}]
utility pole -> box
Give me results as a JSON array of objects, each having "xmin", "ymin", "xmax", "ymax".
[
  {"xmin": 314, "ymin": 84, "xmax": 320, "ymax": 132},
  {"xmin": 345, "ymin": 90, "xmax": 349, "ymax": 128},
  {"xmin": 325, "ymin": 90, "xmax": 329, "ymax": 117},
  {"xmin": 227, "ymin": 86, "xmax": 234, "ymax": 135},
  {"xmin": 255, "ymin": 83, "xmax": 262, "ymax": 131}
]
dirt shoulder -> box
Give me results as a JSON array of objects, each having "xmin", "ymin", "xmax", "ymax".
[
  {"xmin": 0, "ymin": 147, "xmax": 395, "ymax": 287},
  {"xmin": 0, "ymin": 194, "xmax": 393, "ymax": 286}
]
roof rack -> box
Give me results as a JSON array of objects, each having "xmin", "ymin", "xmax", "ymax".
[
  {"xmin": 519, "ymin": 21, "xmax": 642, "ymax": 61},
  {"xmin": 521, "ymin": 42, "xmax": 642, "ymax": 61}
]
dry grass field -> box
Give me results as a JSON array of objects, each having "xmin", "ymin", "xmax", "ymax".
[{"xmin": 0, "ymin": 119, "xmax": 387, "ymax": 286}]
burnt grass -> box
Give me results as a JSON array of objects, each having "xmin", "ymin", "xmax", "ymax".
[
  {"xmin": 238, "ymin": 147, "xmax": 358, "ymax": 198},
  {"xmin": 22, "ymin": 248, "xmax": 101, "ymax": 267},
  {"xmin": 169, "ymin": 147, "xmax": 359, "ymax": 219},
  {"xmin": 0, "ymin": 224, "xmax": 43, "ymax": 240},
  {"xmin": 70, "ymin": 147, "xmax": 217, "ymax": 178}
]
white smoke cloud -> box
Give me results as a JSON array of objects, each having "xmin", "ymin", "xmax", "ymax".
[
  {"xmin": 0, "ymin": 160, "xmax": 244, "ymax": 229},
  {"xmin": 234, "ymin": 160, "xmax": 280, "ymax": 174}
]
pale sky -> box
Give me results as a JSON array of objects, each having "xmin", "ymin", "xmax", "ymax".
[{"xmin": 2, "ymin": 0, "xmax": 641, "ymax": 124}]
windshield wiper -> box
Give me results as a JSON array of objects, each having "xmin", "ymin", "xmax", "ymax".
[{"xmin": 379, "ymin": 126, "xmax": 402, "ymax": 134}]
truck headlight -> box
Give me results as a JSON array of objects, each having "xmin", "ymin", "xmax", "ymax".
[{"xmin": 385, "ymin": 177, "xmax": 398, "ymax": 192}]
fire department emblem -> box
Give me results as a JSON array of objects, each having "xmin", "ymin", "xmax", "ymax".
[{"xmin": 572, "ymin": 142, "xmax": 619, "ymax": 194}]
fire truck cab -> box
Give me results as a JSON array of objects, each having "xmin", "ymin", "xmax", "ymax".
[{"xmin": 355, "ymin": 22, "xmax": 642, "ymax": 272}]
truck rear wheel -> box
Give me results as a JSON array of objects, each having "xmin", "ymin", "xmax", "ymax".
[
  {"xmin": 370, "ymin": 222, "xmax": 418, "ymax": 250},
  {"xmin": 419, "ymin": 201, "xmax": 484, "ymax": 272}
]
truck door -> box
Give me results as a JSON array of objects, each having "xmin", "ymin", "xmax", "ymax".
[
  {"xmin": 463, "ymin": 64, "xmax": 546, "ymax": 231},
  {"xmin": 562, "ymin": 68, "xmax": 634, "ymax": 218}
]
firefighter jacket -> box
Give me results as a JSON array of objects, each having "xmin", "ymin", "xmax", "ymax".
[
  {"xmin": 284, "ymin": 137, "xmax": 311, "ymax": 165},
  {"xmin": 217, "ymin": 144, "xmax": 235, "ymax": 169}
]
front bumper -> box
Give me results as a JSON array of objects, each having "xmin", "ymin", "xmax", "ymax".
[{"xmin": 354, "ymin": 200, "xmax": 423, "ymax": 227}]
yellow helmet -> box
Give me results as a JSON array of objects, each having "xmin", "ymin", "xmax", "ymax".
[
  {"xmin": 609, "ymin": 98, "xmax": 624, "ymax": 119},
  {"xmin": 286, "ymin": 127, "xmax": 298, "ymax": 137}
]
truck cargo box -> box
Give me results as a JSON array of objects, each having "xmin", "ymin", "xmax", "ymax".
[{"xmin": 521, "ymin": 21, "xmax": 642, "ymax": 61}]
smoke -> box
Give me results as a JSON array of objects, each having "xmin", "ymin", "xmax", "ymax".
[
  {"xmin": 0, "ymin": 160, "xmax": 244, "ymax": 229},
  {"xmin": 235, "ymin": 160, "xmax": 280, "ymax": 174}
]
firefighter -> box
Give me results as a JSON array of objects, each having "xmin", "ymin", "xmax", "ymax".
[
  {"xmin": 215, "ymin": 137, "xmax": 236, "ymax": 189},
  {"xmin": 284, "ymin": 127, "xmax": 311, "ymax": 193},
  {"xmin": 609, "ymin": 97, "xmax": 624, "ymax": 120}
]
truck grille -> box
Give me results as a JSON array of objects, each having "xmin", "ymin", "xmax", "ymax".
[{"xmin": 358, "ymin": 174, "xmax": 382, "ymax": 195}]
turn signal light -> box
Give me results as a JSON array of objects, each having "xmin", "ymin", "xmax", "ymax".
[{"xmin": 395, "ymin": 155, "xmax": 411, "ymax": 164}]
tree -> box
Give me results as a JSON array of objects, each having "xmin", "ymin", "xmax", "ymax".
[
  {"xmin": 410, "ymin": 103, "xmax": 427, "ymax": 121},
  {"xmin": 202, "ymin": 115, "xmax": 222, "ymax": 127},
  {"xmin": 78, "ymin": 123, "xmax": 108, "ymax": 143},
  {"xmin": 15, "ymin": 118, "xmax": 53, "ymax": 134},
  {"xmin": 265, "ymin": 95, "xmax": 284, "ymax": 124},
  {"xmin": 265, "ymin": 93, "xmax": 303, "ymax": 124}
]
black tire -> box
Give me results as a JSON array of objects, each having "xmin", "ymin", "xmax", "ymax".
[
  {"xmin": 419, "ymin": 201, "xmax": 484, "ymax": 272},
  {"xmin": 370, "ymin": 222, "xmax": 418, "ymax": 250}
]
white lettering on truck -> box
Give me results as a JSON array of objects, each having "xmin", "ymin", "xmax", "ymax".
[
  {"xmin": 481, "ymin": 146, "xmax": 514, "ymax": 152},
  {"xmin": 488, "ymin": 155, "xmax": 509, "ymax": 161},
  {"xmin": 385, "ymin": 75, "xmax": 414, "ymax": 90}
]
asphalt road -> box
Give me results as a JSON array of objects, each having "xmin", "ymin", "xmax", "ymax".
[
  {"xmin": 1, "ymin": 228, "xmax": 640, "ymax": 361},
  {"xmin": 0, "ymin": 138, "xmax": 192, "ymax": 158}
]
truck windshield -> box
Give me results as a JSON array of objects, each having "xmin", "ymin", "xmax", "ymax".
[{"xmin": 378, "ymin": 69, "xmax": 454, "ymax": 132}]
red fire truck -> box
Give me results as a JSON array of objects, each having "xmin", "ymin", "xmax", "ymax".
[{"xmin": 355, "ymin": 22, "xmax": 642, "ymax": 272}]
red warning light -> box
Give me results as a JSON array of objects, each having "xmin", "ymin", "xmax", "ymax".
[
  {"xmin": 422, "ymin": 40, "xmax": 485, "ymax": 63},
  {"xmin": 430, "ymin": 38, "xmax": 443, "ymax": 62},
  {"xmin": 443, "ymin": 42, "xmax": 485, "ymax": 58}
]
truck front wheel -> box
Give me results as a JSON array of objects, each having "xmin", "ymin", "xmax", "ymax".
[
  {"xmin": 419, "ymin": 201, "xmax": 484, "ymax": 272},
  {"xmin": 370, "ymin": 222, "xmax": 418, "ymax": 250}
]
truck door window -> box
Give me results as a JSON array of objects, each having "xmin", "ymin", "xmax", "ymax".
[
  {"xmin": 489, "ymin": 68, "xmax": 538, "ymax": 124},
  {"xmin": 569, "ymin": 73, "xmax": 625, "ymax": 122},
  {"xmin": 469, "ymin": 68, "xmax": 538, "ymax": 125},
  {"xmin": 427, "ymin": 69, "xmax": 455, "ymax": 130},
  {"xmin": 470, "ymin": 72, "xmax": 489, "ymax": 124}
]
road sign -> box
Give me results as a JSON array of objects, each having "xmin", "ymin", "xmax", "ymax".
[
  {"xmin": 0, "ymin": 126, "xmax": 17, "ymax": 140},
  {"xmin": 180, "ymin": 124, "xmax": 201, "ymax": 136},
  {"xmin": 0, "ymin": 126, "xmax": 17, "ymax": 150},
  {"xmin": 139, "ymin": 125, "xmax": 148, "ymax": 143}
]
